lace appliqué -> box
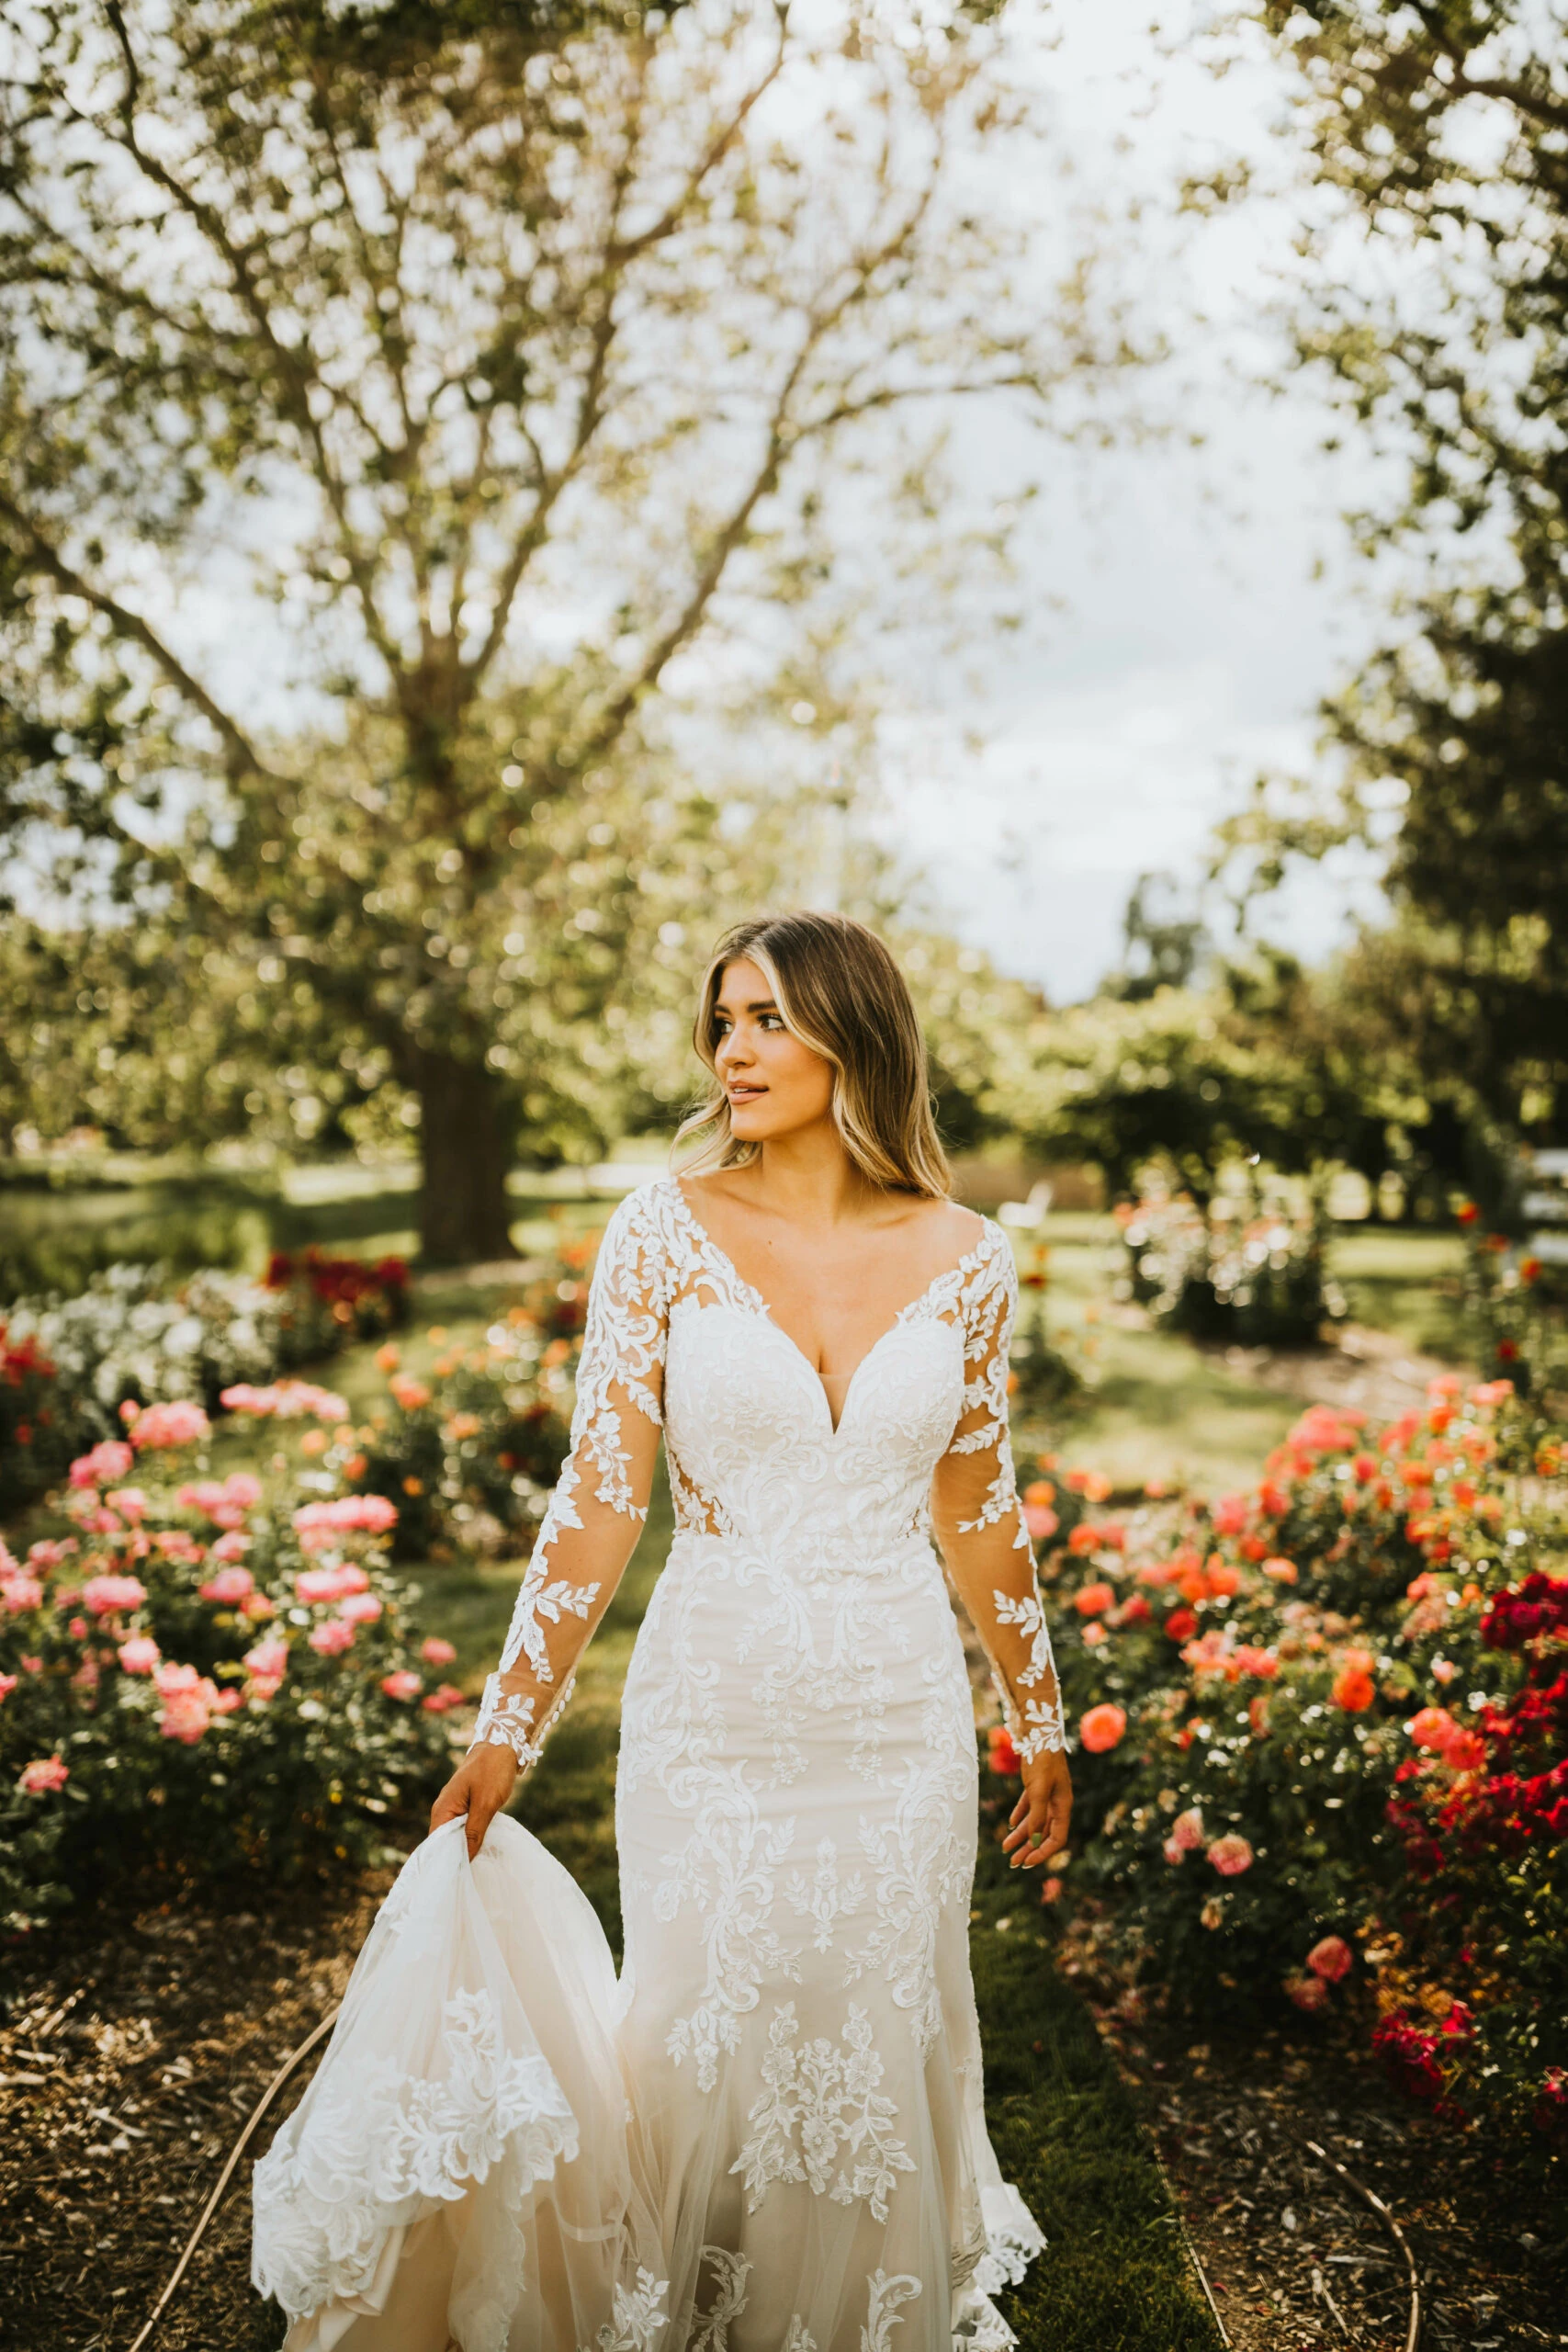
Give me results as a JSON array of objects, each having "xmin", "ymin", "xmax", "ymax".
[
  {"xmin": 942, "ymin": 1233, "xmax": 1067, "ymax": 1763},
  {"xmin": 578, "ymin": 2268, "xmax": 671, "ymax": 2352},
  {"xmin": 729, "ymin": 2001, "xmax": 917, "ymax": 2223},
  {"xmin": 251, "ymin": 1987, "xmax": 576, "ymax": 2325},
  {"xmin": 990, "ymin": 1589, "xmax": 1066, "ymax": 1758}
]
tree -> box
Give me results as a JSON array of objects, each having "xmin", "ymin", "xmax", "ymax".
[
  {"xmin": 977, "ymin": 961, "xmax": 1422, "ymax": 1206},
  {"xmin": 1214, "ymin": 4, "xmax": 1568, "ymax": 1148},
  {"xmin": 0, "ymin": 0, "xmax": 1140, "ymax": 1257}
]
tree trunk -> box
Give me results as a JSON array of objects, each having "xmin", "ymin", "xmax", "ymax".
[{"xmin": 412, "ymin": 1047, "xmax": 519, "ymax": 1265}]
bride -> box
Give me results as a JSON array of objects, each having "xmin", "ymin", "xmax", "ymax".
[{"xmin": 252, "ymin": 911, "xmax": 1071, "ymax": 2352}]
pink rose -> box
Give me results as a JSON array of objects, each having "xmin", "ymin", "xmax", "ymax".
[
  {"xmin": 82, "ymin": 1573, "xmax": 149, "ymax": 1618},
  {"xmin": 19, "ymin": 1756, "xmax": 70, "ymax": 1794},
  {"xmin": 380, "ymin": 1670, "xmax": 423, "ymax": 1702},
  {"xmin": 105, "ymin": 1487, "xmax": 148, "ymax": 1522},
  {"xmin": 68, "ymin": 1439, "xmax": 135, "ymax": 1489},
  {"xmin": 128, "ymin": 1400, "xmax": 211, "ymax": 1451},
  {"xmin": 295, "ymin": 1561, "xmax": 371, "ymax": 1605},
  {"xmin": 1207, "ymin": 1834, "xmax": 1254, "ymax": 1877},
  {"xmin": 242, "ymin": 1590, "xmax": 276, "ymax": 1622},
  {"xmin": 1, "ymin": 1573, "xmax": 45, "ymax": 1612},
  {"xmin": 220, "ymin": 1379, "xmax": 347, "ymax": 1420},
  {"xmin": 422, "ymin": 1682, "xmax": 467, "ymax": 1713},
  {"xmin": 1169, "ymin": 1807, "xmax": 1203, "ymax": 1854},
  {"xmin": 198, "ymin": 1566, "xmax": 256, "ymax": 1605},
  {"xmin": 1162, "ymin": 1837, "xmax": 1186, "ymax": 1864},
  {"xmin": 243, "ymin": 1637, "xmax": 289, "ymax": 1679},
  {"xmin": 309, "ymin": 1618, "xmax": 355, "ymax": 1657},
  {"xmin": 159, "ymin": 1685, "xmax": 215, "ymax": 1744},
  {"xmin": 0, "ymin": 1673, "xmax": 16, "ymax": 1703},
  {"xmin": 118, "ymin": 1635, "xmax": 162, "ymax": 1674},
  {"xmin": 1078, "ymin": 1703, "xmax": 1126, "ymax": 1754},
  {"xmin": 1286, "ymin": 1973, "xmax": 1329, "ymax": 2013},
  {"xmin": 1023, "ymin": 1503, "xmax": 1059, "ymax": 1543},
  {"xmin": 421, "ymin": 1636, "xmax": 457, "ymax": 1667},
  {"xmin": 337, "ymin": 1590, "xmax": 384, "ymax": 1625},
  {"xmin": 211, "ymin": 1530, "xmax": 251, "ymax": 1563},
  {"xmin": 1306, "ymin": 1935, "xmax": 1354, "ymax": 1984}
]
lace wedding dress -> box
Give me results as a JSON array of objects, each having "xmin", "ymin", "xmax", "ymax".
[{"xmin": 253, "ymin": 1176, "xmax": 1065, "ymax": 2352}]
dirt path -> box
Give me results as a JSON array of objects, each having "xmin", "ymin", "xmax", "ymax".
[{"xmin": 0, "ymin": 1875, "xmax": 385, "ymax": 2352}]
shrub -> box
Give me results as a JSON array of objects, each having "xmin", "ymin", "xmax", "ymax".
[
  {"xmin": 1115, "ymin": 1181, "xmax": 1343, "ymax": 1346},
  {"xmin": 320, "ymin": 1251, "xmax": 590, "ymax": 1557},
  {"xmin": 0, "ymin": 1321, "xmax": 74, "ymax": 1521},
  {"xmin": 1016, "ymin": 1381, "xmax": 1567, "ymax": 2143},
  {"xmin": 0, "ymin": 1403, "xmax": 459, "ymax": 1939}
]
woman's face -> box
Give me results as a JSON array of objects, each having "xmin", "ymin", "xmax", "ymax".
[{"xmin": 712, "ymin": 957, "xmax": 834, "ymax": 1144}]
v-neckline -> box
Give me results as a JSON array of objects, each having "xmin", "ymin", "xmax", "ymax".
[{"xmin": 666, "ymin": 1178, "xmax": 992, "ymax": 1436}]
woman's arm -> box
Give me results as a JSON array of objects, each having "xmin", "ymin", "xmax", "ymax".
[
  {"xmin": 930, "ymin": 1231, "xmax": 1072, "ymax": 1871},
  {"xmin": 430, "ymin": 1192, "xmax": 667, "ymax": 1857}
]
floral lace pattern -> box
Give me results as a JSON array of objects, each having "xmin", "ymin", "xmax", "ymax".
[
  {"xmin": 251, "ymin": 1986, "xmax": 577, "ymax": 2326},
  {"xmin": 461, "ymin": 1175, "xmax": 1052, "ymax": 2346}
]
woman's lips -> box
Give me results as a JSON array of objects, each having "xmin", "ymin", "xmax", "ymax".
[{"xmin": 727, "ymin": 1085, "xmax": 765, "ymax": 1102}]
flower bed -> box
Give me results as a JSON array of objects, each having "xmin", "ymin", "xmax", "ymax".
[
  {"xmin": 995, "ymin": 1382, "xmax": 1568, "ymax": 2145},
  {"xmin": 0, "ymin": 1252, "xmax": 408, "ymax": 1519},
  {"xmin": 0, "ymin": 1392, "xmax": 458, "ymax": 1939}
]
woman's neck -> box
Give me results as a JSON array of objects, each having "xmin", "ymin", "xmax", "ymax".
[{"xmin": 748, "ymin": 1125, "xmax": 874, "ymax": 1228}]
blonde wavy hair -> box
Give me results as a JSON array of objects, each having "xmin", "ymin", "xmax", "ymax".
[{"xmin": 673, "ymin": 912, "xmax": 952, "ymax": 1200}]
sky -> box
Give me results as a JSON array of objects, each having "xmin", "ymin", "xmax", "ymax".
[{"xmin": 872, "ymin": 0, "xmax": 1398, "ymax": 1002}]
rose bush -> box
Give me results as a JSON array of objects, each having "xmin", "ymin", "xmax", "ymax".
[
  {"xmin": 0, "ymin": 1396, "xmax": 459, "ymax": 1939},
  {"xmin": 0, "ymin": 1250, "xmax": 409, "ymax": 1521},
  {"xmin": 1007, "ymin": 1379, "xmax": 1567, "ymax": 2143},
  {"xmin": 1114, "ymin": 1181, "xmax": 1343, "ymax": 1347},
  {"xmin": 315, "ymin": 1250, "xmax": 589, "ymax": 1557}
]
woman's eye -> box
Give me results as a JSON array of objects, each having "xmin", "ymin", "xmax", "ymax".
[{"xmin": 760, "ymin": 1013, "xmax": 784, "ymax": 1031}]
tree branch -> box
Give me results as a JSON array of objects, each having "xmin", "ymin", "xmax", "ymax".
[{"xmin": 0, "ymin": 489, "xmax": 277, "ymax": 783}]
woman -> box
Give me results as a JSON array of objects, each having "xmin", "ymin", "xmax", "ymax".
[{"xmin": 254, "ymin": 912, "xmax": 1070, "ymax": 2352}]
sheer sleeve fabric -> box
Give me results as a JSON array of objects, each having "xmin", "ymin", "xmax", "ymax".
[
  {"xmin": 469, "ymin": 1188, "xmax": 669, "ymax": 1770},
  {"xmin": 930, "ymin": 1231, "xmax": 1066, "ymax": 1762}
]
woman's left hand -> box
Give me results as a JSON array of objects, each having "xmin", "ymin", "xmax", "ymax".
[{"xmin": 1002, "ymin": 1747, "xmax": 1073, "ymax": 1869}]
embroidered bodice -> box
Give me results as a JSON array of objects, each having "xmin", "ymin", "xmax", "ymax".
[{"xmin": 472, "ymin": 1177, "xmax": 1063, "ymax": 1771}]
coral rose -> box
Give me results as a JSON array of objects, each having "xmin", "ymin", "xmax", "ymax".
[
  {"xmin": 1170, "ymin": 1807, "xmax": 1204, "ymax": 1854},
  {"xmin": 309, "ymin": 1618, "xmax": 355, "ymax": 1657},
  {"xmin": 19, "ymin": 1756, "xmax": 69, "ymax": 1794},
  {"xmin": 1206, "ymin": 1834, "xmax": 1254, "ymax": 1876},
  {"xmin": 1306, "ymin": 1935, "xmax": 1354, "ymax": 1984},
  {"xmin": 421, "ymin": 1636, "xmax": 457, "ymax": 1667},
  {"xmin": 1078, "ymin": 1703, "xmax": 1126, "ymax": 1754},
  {"xmin": 1074, "ymin": 1581, "xmax": 1115, "ymax": 1617},
  {"xmin": 380, "ymin": 1670, "xmax": 423, "ymax": 1702},
  {"xmin": 1286, "ymin": 1973, "xmax": 1329, "ymax": 2014},
  {"xmin": 118, "ymin": 1635, "xmax": 161, "ymax": 1674},
  {"xmin": 987, "ymin": 1724, "xmax": 1021, "ymax": 1777}
]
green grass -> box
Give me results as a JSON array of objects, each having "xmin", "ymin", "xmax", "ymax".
[
  {"xmin": 1330, "ymin": 1227, "xmax": 1469, "ymax": 1361},
  {"xmin": 969, "ymin": 1832, "xmax": 1220, "ymax": 2349}
]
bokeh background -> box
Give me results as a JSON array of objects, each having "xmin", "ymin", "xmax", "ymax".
[{"xmin": 2, "ymin": 6, "xmax": 1565, "ymax": 2350}]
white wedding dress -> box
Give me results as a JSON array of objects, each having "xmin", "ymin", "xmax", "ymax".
[{"xmin": 253, "ymin": 1177, "xmax": 1065, "ymax": 2352}]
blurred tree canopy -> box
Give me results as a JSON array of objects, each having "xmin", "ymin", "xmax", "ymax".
[
  {"xmin": 1219, "ymin": 2, "xmax": 1568, "ymax": 1160},
  {"xmin": 0, "ymin": 0, "xmax": 1138, "ymax": 1256}
]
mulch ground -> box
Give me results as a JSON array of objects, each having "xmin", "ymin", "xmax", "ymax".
[
  {"xmin": 0, "ymin": 1868, "xmax": 389, "ymax": 2352},
  {"xmin": 1084, "ymin": 1985, "xmax": 1566, "ymax": 2352}
]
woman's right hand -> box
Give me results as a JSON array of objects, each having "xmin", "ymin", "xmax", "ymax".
[{"xmin": 429, "ymin": 1742, "xmax": 519, "ymax": 1860}]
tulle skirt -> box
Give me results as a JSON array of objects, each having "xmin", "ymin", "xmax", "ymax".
[{"xmin": 253, "ymin": 1543, "xmax": 1044, "ymax": 2350}]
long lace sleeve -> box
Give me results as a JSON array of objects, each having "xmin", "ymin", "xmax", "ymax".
[
  {"xmin": 469, "ymin": 1188, "xmax": 669, "ymax": 1770},
  {"xmin": 930, "ymin": 1231, "xmax": 1066, "ymax": 1762}
]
